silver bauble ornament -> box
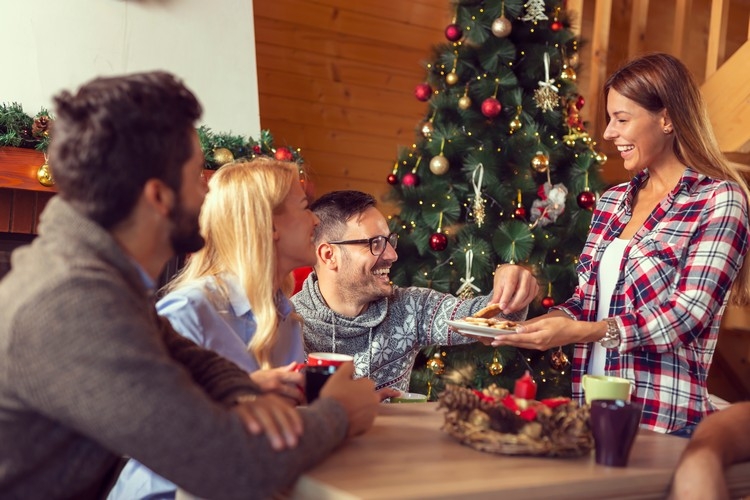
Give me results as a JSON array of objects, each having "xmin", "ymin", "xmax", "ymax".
[
  {"xmin": 491, "ymin": 16, "xmax": 512, "ymax": 37},
  {"xmin": 429, "ymin": 154, "xmax": 450, "ymax": 175}
]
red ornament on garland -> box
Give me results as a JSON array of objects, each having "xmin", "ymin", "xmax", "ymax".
[
  {"xmin": 577, "ymin": 190, "xmax": 596, "ymax": 211},
  {"xmin": 541, "ymin": 296, "xmax": 556, "ymax": 309},
  {"xmin": 445, "ymin": 23, "xmax": 462, "ymax": 42},
  {"xmin": 387, "ymin": 173, "xmax": 398, "ymax": 185},
  {"xmin": 274, "ymin": 146, "xmax": 294, "ymax": 162},
  {"xmin": 429, "ymin": 232, "xmax": 448, "ymax": 251},
  {"xmin": 401, "ymin": 172, "xmax": 420, "ymax": 187},
  {"xmin": 414, "ymin": 83, "xmax": 432, "ymax": 102},
  {"xmin": 252, "ymin": 145, "xmax": 262, "ymax": 154},
  {"xmin": 481, "ymin": 97, "xmax": 502, "ymax": 118}
]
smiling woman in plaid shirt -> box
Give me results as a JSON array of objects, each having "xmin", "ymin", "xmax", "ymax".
[{"xmin": 491, "ymin": 53, "xmax": 750, "ymax": 436}]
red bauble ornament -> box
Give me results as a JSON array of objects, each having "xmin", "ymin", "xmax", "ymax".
[
  {"xmin": 514, "ymin": 205, "xmax": 527, "ymax": 219},
  {"xmin": 252, "ymin": 145, "xmax": 262, "ymax": 154},
  {"xmin": 575, "ymin": 95, "xmax": 585, "ymax": 110},
  {"xmin": 387, "ymin": 174, "xmax": 398, "ymax": 185},
  {"xmin": 577, "ymin": 190, "xmax": 596, "ymax": 210},
  {"xmin": 402, "ymin": 172, "xmax": 420, "ymax": 187},
  {"xmin": 429, "ymin": 232, "xmax": 448, "ymax": 251},
  {"xmin": 414, "ymin": 83, "xmax": 432, "ymax": 102},
  {"xmin": 445, "ymin": 23, "xmax": 463, "ymax": 42},
  {"xmin": 541, "ymin": 296, "xmax": 556, "ymax": 309},
  {"xmin": 550, "ymin": 20, "xmax": 563, "ymax": 31},
  {"xmin": 481, "ymin": 97, "xmax": 502, "ymax": 118},
  {"xmin": 274, "ymin": 146, "xmax": 294, "ymax": 162}
]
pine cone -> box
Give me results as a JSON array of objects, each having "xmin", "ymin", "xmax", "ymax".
[{"xmin": 32, "ymin": 116, "xmax": 50, "ymax": 138}]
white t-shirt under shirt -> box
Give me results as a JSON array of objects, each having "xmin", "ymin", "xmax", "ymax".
[{"xmin": 588, "ymin": 237, "xmax": 629, "ymax": 375}]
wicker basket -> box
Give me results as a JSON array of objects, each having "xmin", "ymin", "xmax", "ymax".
[{"xmin": 438, "ymin": 384, "xmax": 594, "ymax": 457}]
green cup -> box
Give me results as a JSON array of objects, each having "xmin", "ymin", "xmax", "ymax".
[
  {"xmin": 582, "ymin": 375, "xmax": 632, "ymax": 405},
  {"xmin": 390, "ymin": 392, "xmax": 428, "ymax": 403}
]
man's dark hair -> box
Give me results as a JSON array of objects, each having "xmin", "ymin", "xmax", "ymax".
[
  {"xmin": 310, "ymin": 190, "xmax": 376, "ymax": 243},
  {"xmin": 48, "ymin": 71, "xmax": 202, "ymax": 229}
]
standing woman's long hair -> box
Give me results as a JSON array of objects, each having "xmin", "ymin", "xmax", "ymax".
[
  {"xmin": 163, "ymin": 158, "xmax": 301, "ymax": 369},
  {"xmin": 604, "ymin": 52, "xmax": 750, "ymax": 305}
]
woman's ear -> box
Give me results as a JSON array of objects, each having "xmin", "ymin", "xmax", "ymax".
[{"xmin": 660, "ymin": 111, "xmax": 673, "ymax": 134}]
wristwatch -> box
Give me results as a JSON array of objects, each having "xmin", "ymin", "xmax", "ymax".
[{"xmin": 600, "ymin": 318, "xmax": 621, "ymax": 348}]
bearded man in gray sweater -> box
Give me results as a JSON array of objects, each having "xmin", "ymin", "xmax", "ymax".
[
  {"xmin": 292, "ymin": 190, "xmax": 539, "ymax": 394},
  {"xmin": 0, "ymin": 72, "xmax": 378, "ymax": 500}
]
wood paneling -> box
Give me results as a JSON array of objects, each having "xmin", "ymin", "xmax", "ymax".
[{"xmin": 0, "ymin": 147, "xmax": 55, "ymax": 193}]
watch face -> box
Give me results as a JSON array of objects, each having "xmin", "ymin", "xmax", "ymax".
[{"xmin": 600, "ymin": 337, "xmax": 620, "ymax": 348}]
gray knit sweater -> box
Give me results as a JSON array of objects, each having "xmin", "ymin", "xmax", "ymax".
[
  {"xmin": 0, "ymin": 197, "xmax": 348, "ymax": 500},
  {"xmin": 292, "ymin": 272, "xmax": 527, "ymax": 391}
]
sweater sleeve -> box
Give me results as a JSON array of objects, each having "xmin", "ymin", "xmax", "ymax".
[{"xmin": 9, "ymin": 277, "xmax": 349, "ymax": 499}]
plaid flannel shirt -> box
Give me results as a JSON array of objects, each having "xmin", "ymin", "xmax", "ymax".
[{"xmin": 554, "ymin": 167, "xmax": 748, "ymax": 433}]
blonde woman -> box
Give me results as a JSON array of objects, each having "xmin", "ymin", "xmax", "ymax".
[{"xmin": 111, "ymin": 157, "xmax": 320, "ymax": 500}]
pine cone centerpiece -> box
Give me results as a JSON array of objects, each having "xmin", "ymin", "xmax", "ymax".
[{"xmin": 438, "ymin": 384, "xmax": 593, "ymax": 457}]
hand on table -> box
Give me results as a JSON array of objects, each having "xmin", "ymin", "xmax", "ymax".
[
  {"xmin": 319, "ymin": 362, "xmax": 379, "ymax": 438},
  {"xmin": 232, "ymin": 392, "xmax": 303, "ymax": 451},
  {"xmin": 491, "ymin": 264, "xmax": 539, "ymax": 314},
  {"xmin": 376, "ymin": 387, "xmax": 402, "ymax": 402},
  {"xmin": 249, "ymin": 362, "xmax": 305, "ymax": 405}
]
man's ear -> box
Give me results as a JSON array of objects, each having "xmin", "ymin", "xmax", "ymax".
[
  {"xmin": 142, "ymin": 179, "xmax": 175, "ymax": 217},
  {"xmin": 317, "ymin": 242, "xmax": 338, "ymax": 270}
]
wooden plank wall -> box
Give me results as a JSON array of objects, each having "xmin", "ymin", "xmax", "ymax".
[{"xmin": 254, "ymin": 0, "xmax": 750, "ymax": 204}]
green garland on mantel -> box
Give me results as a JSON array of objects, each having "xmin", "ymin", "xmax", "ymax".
[{"xmin": 0, "ymin": 102, "xmax": 303, "ymax": 170}]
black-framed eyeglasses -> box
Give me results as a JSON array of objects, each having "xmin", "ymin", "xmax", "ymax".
[{"xmin": 328, "ymin": 232, "xmax": 398, "ymax": 256}]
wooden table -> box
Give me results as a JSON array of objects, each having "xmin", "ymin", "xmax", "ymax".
[{"xmin": 289, "ymin": 402, "xmax": 750, "ymax": 499}]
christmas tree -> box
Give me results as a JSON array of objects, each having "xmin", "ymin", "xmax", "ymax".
[{"xmin": 386, "ymin": 0, "xmax": 608, "ymax": 400}]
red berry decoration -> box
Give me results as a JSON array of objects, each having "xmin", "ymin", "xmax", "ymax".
[
  {"xmin": 387, "ymin": 174, "xmax": 398, "ymax": 185},
  {"xmin": 274, "ymin": 146, "xmax": 294, "ymax": 162},
  {"xmin": 575, "ymin": 95, "xmax": 585, "ymax": 110},
  {"xmin": 481, "ymin": 97, "xmax": 502, "ymax": 118},
  {"xmin": 429, "ymin": 232, "xmax": 448, "ymax": 251},
  {"xmin": 252, "ymin": 145, "xmax": 262, "ymax": 154},
  {"xmin": 514, "ymin": 205, "xmax": 527, "ymax": 219},
  {"xmin": 401, "ymin": 172, "xmax": 420, "ymax": 187},
  {"xmin": 541, "ymin": 296, "xmax": 556, "ymax": 309},
  {"xmin": 414, "ymin": 83, "xmax": 432, "ymax": 102},
  {"xmin": 550, "ymin": 20, "xmax": 563, "ymax": 31},
  {"xmin": 445, "ymin": 23, "xmax": 463, "ymax": 42},
  {"xmin": 577, "ymin": 190, "xmax": 596, "ymax": 211}
]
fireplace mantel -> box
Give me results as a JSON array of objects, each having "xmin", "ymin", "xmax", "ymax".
[{"xmin": 0, "ymin": 147, "xmax": 55, "ymax": 193}]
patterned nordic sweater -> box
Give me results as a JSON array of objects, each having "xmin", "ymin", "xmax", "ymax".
[{"xmin": 292, "ymin": 272, "xmax": 527, "ymax": 390}]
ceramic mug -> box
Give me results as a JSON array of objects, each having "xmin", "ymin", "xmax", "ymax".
[
  {"xmin": 304, "ymin": 365, "xmax": 337, "ymax": 403},
  {"xmin": 307, "ymin": 352, "xmax": 354, "ymax": 367},
  {"xmin": 590, "ymin": 399, "xmax": 643, "ymax": 467},
  {"xmin": 582, "ymin": 374, "xmax": 632, "ymax": 405}
]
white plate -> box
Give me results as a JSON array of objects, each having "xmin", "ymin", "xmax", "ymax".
[{"xmin": 446, "ymin": 319, "xmax": 518, "ymax": 338}]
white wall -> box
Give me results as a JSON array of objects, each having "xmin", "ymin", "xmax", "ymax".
[{"xmin": 0, "ymin": 0, "xmax": 260, "ymax": 138}]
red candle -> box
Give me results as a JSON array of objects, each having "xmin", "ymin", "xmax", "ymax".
[{"xmin": 514, "ymin": 370, "xmax": 537, "ymax": 400}]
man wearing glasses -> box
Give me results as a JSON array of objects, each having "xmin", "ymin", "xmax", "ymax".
[{"xmin": 292, "ymin": 190, "xmax": 538, "ymax": 395}]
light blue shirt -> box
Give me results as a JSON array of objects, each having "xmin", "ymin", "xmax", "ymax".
[{"xmin": 109, "ymin": 274, "xmax": 305, "ymax": 500}]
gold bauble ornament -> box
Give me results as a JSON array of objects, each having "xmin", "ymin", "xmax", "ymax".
[
  {"xmin": 446, "ymin": 72, "xmax": 459, "ymax": 86},
  {"xmin": 487, "ymin": 357, "xmax": 504, "ymax": 376},
  {"xmin": 491, "ymin": 15, "xmax": 512, "ymax": 37},
  {"xmin": 550, "ymin": 349, "xmax": 570, "ymax": 371},
  {"xmin": 560, "ymin": 66, "xmax": 577, "ymax": 82},
  {"xmin": 530, "ymin": 151, "xmax": 550, "ymax": 173},
  {"xmin": 37, "ymin": 162, "xmax": 54, "ymax": 187},
  {"xmin": 421, "ymin": 121, "xmax": 434, "ymax": 138},
  {"xmin": 427, "ymin": 353, "xmax": 445, "ymax": 375},
  {"xmin": 212, "ymin": 147, "xmax": 234, "ymax": 166},
  {"xmin": 509, "ymin": 117, "xmax": 522, "ymax": 134},
  {"xmin": 595, "ymin": 151, "xmax": 608, "ymax": 165},
  {"xmin": 458, "ymin": 95, "xmax": 472, "ymax": 110},
  {"xmin": 429, "ymin": 154, "xmax": 450, "ymax": 175}
]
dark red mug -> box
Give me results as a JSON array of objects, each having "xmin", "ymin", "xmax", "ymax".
[{"xmin": 589, "ymin": 399, "xmax": 642, "ymax": 467}]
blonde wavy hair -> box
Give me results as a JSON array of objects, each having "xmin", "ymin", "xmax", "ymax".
[
  {"xmin": 605, "ymin": 53, "xmax": 750, "ymax": 305},
  {"xmin": 164, "ymin": 157, "xmax": 302, "ymax": 369}
]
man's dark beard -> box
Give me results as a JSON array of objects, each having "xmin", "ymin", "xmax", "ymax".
[{"xmin": 168, "ymin": 202, "xmax": 204, "ymax": 255}]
